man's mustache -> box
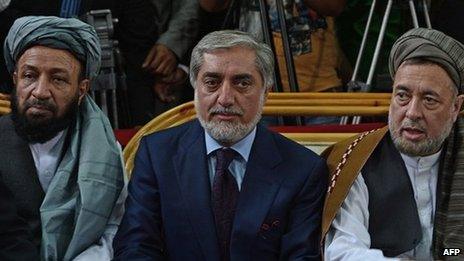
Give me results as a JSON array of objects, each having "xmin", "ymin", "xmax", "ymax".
[
  {"xmin": 209, "ymin": 106, "xmax": 243, "ymax": 116},
  {"xmin": 24, "ymin": 99, "xmax": 56, "ymax": 113},
  {"xmin": 401, "ymin": 119, "xmax": 426, "ymax": 132}
]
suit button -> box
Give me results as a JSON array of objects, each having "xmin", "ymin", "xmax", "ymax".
[
  {"xmin": 271, "ymin": 220, "xmax": 280, "ymax": 227},
  {"xmin": 261, "ymin": 223, "xmax": 270, "ymax": 231}
]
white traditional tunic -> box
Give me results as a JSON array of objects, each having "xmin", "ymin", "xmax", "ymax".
[{"xmin": 325, "ymin": 150, "xmax": 441, "ymax": 261}]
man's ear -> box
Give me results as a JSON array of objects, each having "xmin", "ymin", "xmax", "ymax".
[
  {"xmin": 78, "ymin": 79, "xmax": 90, "ymax": 105},
  {"xmin": 453, "ymin": 94, "xmax": 464, "ymax": 121},
  {"xmin": 263, "ymin": 85, "xmax": 271, "ymax": 101},
  {"xmin": 12, "ymin": 71, "xmax": 17, "ymax": 85}
]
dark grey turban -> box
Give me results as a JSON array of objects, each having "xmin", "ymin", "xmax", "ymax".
[
  {"xmin": 4, "ymin": 16, "xmax": 101, "ymax": 79},
  {"xmin": 389, "ymin": 28, "xmax": 464, "ymax": 93}
]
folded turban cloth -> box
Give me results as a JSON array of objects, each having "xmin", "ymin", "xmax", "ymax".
[
  {"xmin": 4, "ymin": 16, "xmax": 101, "ymax": 79},
  {"xmin": 389, "ymin": 28, "xmax": 464, "ymax": 93}
]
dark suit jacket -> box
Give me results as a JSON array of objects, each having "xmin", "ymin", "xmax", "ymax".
[
  {"xmin": 0, "ymin": 115, "xmax": 45, "ymax": 250},
  {"xmin": 114, "ymin": 120, "xmax": 328, "ymax": 260},
  {"xmin": 0, "ymin": 175, "xmax": 39, "ymax": 260},
  {"xmin": 0, "ymin": 117, "xmax": 39, "ymax": 260}
]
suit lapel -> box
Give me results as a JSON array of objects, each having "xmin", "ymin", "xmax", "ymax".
[
  {"xmin": 231, "ymin": 125, "xmax": 284, "ymax": 256},
  {"xmin": 173, "ymin": 121, "xmax": 220, "ymax": 260}
]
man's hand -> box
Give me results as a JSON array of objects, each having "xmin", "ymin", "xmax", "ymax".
[
  {"xmin": 142, "ymin": 44, "xmax": 177, "ymax": 76},
  {"xmin": 153, "ymin": 81, "xmax": 176, "ymax": 103},
  {"xmin": 152, "ymin": 68, "xmax": 187, "ymax": 103}
]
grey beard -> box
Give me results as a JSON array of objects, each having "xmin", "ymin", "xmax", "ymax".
[
  {"xmin": 389, "ymin": 116, "xmax": 453, "ymax": 156},
  {"xmin": 195, "ymin": 92, "xmax": 265, "ymax": 145}
]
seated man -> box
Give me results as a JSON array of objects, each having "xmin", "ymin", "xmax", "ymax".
[
  {"xmin": 113, "ymin": 30, "xmax": 328, "ymax": 260},
  {"xmin": 323, "ymin": 28, "xmax": 464, "ymax": 260},
  {"xmin": 1, "ymin": 16, "xmax": 125, "ymax": 260}
]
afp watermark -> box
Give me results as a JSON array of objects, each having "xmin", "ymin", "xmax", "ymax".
[{"xmin": 443, "ymin": 248, "xmax": 462, "ymax": 256}]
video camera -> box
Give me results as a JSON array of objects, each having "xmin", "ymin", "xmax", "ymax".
[{"xmin": 82, "ymin": 9, "xmax": 131, "ymax": 128}]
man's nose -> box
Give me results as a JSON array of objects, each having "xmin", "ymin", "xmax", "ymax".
[
  {"xmin": 31, "ymin": 76, "xmax": 52, "ymax": 100},
  {"xmin": 217, "ymin": 82, "xmax": 234, "ymax": 107},
  {"xmin": 405, "ymin": 97, "xmax": 423, "ymax": 121}
]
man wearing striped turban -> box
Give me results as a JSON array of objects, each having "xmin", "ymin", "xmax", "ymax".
[
  {"xmin": 322, "ymin": 28, "xmax": 464, "ymax": 260},
  {"xmin": 1, "ymin": 16, "xmax": 125, "ymax": 260}
]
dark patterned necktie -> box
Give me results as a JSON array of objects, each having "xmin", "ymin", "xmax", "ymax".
[{"xmin": 212, "ymin": 148, "xmax": 239, "ymax": 261}]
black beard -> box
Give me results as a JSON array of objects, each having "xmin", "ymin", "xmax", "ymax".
[{"xmin": 11, "ymin": 91, "xmax": 78, "ymax": 144}]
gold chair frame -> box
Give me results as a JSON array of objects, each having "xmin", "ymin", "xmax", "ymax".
[
  {"xmin": 0, "ymin": 94, "xmax": 11, "ymax": 116},
  {"xmin": 0, "ymin": 92, "xmax": 393, "ymax": 175},
  {"xmin": 123, "ymin": 92, "xmax": 392, "ymax": 175}
]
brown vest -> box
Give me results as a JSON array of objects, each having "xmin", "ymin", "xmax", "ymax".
[{"xmin": 321, "ymin": 126, "xmax": 388, "ymax": 241}]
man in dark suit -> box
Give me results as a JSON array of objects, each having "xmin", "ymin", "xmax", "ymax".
[
  {"xmin": 113, "ymin": 30, "xmax": 328, "ymax": 260},
  {"xmin": 0, "ymin": 176, "xmax": 38, "ymax": 261}
]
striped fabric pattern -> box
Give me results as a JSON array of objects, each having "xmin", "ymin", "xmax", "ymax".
[
  {"xmin": 59, "ymin": 0, "xmax": 81, "ymax": 18},
  {"xmin": 434, "ymin": 117, "xmax": 464, "ymax": 259},
  {"xmin": 389, "ymin": 28, "xmax": 464, "ymax": 93}
]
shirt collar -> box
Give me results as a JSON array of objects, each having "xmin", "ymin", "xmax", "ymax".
[
  {"xmin": 29, "ymin": 129, "xmax": 67, "ymax": 153},
  {"xmin": 400, "ymin": 149, "xmax": 442, "ymax": 170},
  {"xmin": 205, "ymin": 127, "xmax": 257, "ymax": 162}
]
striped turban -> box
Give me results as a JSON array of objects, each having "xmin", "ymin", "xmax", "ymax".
[{"xmin": 389, "ymin": 28, "xmax": 464, "ymax": 93}]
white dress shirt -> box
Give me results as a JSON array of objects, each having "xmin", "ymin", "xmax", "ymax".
[
  {"xmin": 325, "ymin": 149, "xmax": 441, "ymax": 261},
  {"xmin": 29, "ymin": 132, "xmax": 127, "ymax": 260}
]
